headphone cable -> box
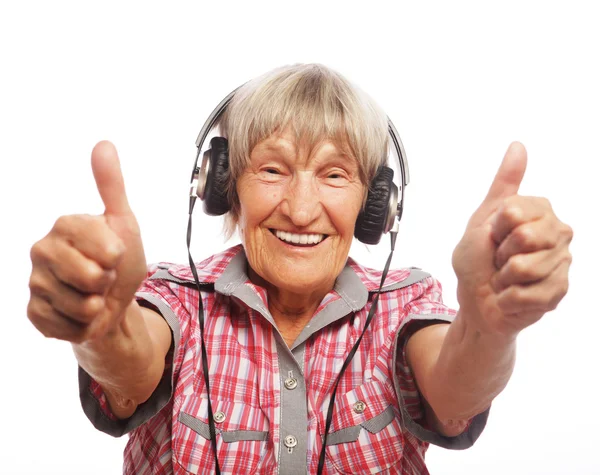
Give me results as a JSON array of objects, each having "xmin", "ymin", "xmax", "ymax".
[
  {"xmin": 188, "ymin": 194, "xmax": 398, "ymax": 474},
  {"xmin": 187, "ymin": 196, "xmax": 221, "ymax": 475},
  {"xmin": 316, "ymin": 227, "xmax": 398, "ymax": 474}
]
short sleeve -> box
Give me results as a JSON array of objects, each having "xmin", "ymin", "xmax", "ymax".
[
  {"xmin": 78, "ymin": 264, "xmax": 190, "ymax": 437},
  {"xmin": 391, "ymin": 276, "xmax": 489, "ymax": 449}
]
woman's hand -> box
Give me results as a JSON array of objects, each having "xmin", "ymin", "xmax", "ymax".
[
  {"xmin": 27, "ymin": 141, "xmax": 148, "ymax": 343},
  {"xmin": 452, "ymin": 142, "xmax": 573, "ymax": 338}
]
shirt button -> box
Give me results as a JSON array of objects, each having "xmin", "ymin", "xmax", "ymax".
[
  {"xmin": 353, "ymin": 401, "xmax": 366, "ymax": 414},
  {"xmin": 284, "ymin": 435, "xmax": 298, "ymax": 448},
  {"xmin": 213, "ymin": 411, "xmax": 226, "ymax": 423},
  {"xmin": 284, "ymin": 377, "xmax": 298, "ymax": 390}
]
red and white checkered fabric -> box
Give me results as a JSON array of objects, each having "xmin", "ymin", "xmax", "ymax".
[{"xmin": 87, "ymin": 245, "xmax": 459, "ymax": 474}]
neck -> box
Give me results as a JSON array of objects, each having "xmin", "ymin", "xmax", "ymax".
[{"xmin": 248, "ymin": 267, "xmax": 333, "ymax": 347}]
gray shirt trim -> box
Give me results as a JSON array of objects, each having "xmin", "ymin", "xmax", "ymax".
[
  {"xmin": 275, "ymin": 343, "xmax": 308, "ymax": 474},
  {"xmin": 210, "ymin": 251, "xmax": 434, "ymax": 351},
  {"xmin": 178, "ymin": 412, "xmax": 269, "ymax": 442},
  {"xmin": 151, "ymin": 251, "xmax": 434, "ymax": 353},
  {"xmin": 79, "ymin": 247, "xmax": 489, "ymax": 456},
  {"xmin": 380, "ymin": 268, "xmax": 431, "ymax": 292},
  {"xmin": 326, "ymin": 405, "xmax": 396, "ymax": 446},
  {"xmin": 391, "ymin": 313, "xmax": 490, "ymax": 450},
  {"xmin": 290, "ymin": 265, "xmax": 369, "ymax": 350}
]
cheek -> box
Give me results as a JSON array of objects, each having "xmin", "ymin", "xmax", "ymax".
[
  {"xmin": 325, "ymin": 186, "xmax": 364, "ymax": 237},
  {"xmin": 237, "ymin": 179, "xmax": 280, "ymax": 234}
]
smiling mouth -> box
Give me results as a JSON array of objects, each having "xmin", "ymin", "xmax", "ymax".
[{"xmin": 270, "ymin": 229, "xmax": 327, "ymax": 247}]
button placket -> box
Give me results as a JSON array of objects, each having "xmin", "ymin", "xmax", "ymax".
[{"xmin": 277, "ymin": 343, "xmax": 308, "ymax": 474}]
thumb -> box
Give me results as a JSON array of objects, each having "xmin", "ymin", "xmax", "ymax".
[
  {"xmin": 470, "ymin": 141, "xmax": 527, "ymax": 225},
  {"xmin": 91, "ymin": 140, "xmax": 131, "ymax": 215}
]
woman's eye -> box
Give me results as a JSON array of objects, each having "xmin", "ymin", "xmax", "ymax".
[
  {"xmin": 326, "ymin": 170, "xmax": 348, "ymax": 180},
  {"xmin": 258, "ymin": 167, "xmax": 284, "ymax": 181},
  {"xmin": 262, "ymin": 167, "xmax": 281, "ymax": 175}
]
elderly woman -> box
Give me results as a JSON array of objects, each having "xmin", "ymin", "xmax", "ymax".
[{"xmin": 27, "ymin": 64, "xmax": 572, "ymax": 474}]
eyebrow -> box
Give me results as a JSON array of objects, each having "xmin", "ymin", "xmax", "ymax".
[
  {"xmin": 251, "ymin": 136, "xmax": 360, "ymax": 177},
  {"xmin": 256, "ymin": 139, "xmax": 354, "ymax": 163},
  {"xmin": 255, "ymin": 139, "xmax": 296, "ymax": 157}
]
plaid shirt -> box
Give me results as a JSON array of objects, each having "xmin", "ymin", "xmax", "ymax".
[{"xmin": 79, "ymin": 245, "xmax": 488, "ymax": 474}]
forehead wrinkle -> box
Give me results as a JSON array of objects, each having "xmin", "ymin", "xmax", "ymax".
[
  {"xmin": 253, "ymin": 131, "xmax": 359, "ymax": 172},
  {"xmin": 306, "ymin": 146, "xmax": 358, "ymax": 171},
  {"xmin": 295, "ymin": 136, "xmax": 360, "ymax": 172},
  {"xmin": 252, "ymin": 134, "xmax": 296, "ymax": 159}
]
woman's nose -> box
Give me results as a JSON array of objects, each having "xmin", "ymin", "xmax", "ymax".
[{"xmin": 281, "ymin": 173, "xmax": 322, "ymax": 227}]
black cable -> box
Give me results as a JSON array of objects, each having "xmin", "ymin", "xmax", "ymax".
[
  {"xmin": 189, "ymin": 190, "xmax": 398, "ymax": 475},
  {"xmin": 187, "ymin": 196, "xmax": 221, "ymax": 475},
  {"xmin": 317, "ymin": 230, "xmax": 398, "ymax": 474}
]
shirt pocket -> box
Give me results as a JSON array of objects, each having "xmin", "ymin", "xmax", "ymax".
[
  {"xmin": 317, "ymin": 380, "xmax": 404, "ymax": 474},
  {"xmin": 173, "ymin": 397, "xmax": 270, "ymax": 475}
]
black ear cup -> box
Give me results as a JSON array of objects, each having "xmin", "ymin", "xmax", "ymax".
[
  {"xmin": 354, "ymin": 166, "xmax": 396, "ymax": 245},
  {"xmin": 203, "ymin": 137, "xmax": 231, "ymax": 216}
]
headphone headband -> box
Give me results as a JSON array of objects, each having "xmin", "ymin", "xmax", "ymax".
[
  {"xmin": 190, "ymin": 86, "xmax": 410, "ymax": 240},
  {"xmin": 193, "ymin": 87, "xmax": 410, "ymax": 188},
  {"xmin": 195, "ymin": 89, "xmax": 237, "ymax": 149},
  {"xmin": 186, "ymin": 85, "xmax": 411, "ymax": 475}
]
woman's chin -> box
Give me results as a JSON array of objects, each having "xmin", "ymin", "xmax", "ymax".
[{"xmin": 245, "ymin": 240, "xmax": 349, "ymax": 298}]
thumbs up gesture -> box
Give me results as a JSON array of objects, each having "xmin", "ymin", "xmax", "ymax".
[
  {"xmin": 28, "ymin": 141, "xmax": 147, "ymax": 342},
  {"xmin": 452, "ymin": 142, "xmax": 573, "ymax": 338}
]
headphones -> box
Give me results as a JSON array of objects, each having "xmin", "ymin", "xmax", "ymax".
[
  {"xmin": 186, "ymin": 83, "xmax": 411, "ymax": 474},
  {"xmin": 189, "ymin": 88, "xmax": 410, "ymax": 245}
]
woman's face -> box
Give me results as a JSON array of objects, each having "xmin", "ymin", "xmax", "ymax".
[{"xmin": 237, "ymin": 130, "xmax": 364, "ymax": 296}]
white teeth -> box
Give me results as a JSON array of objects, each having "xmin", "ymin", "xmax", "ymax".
[{"xmin": 274, "ymin": 230, "xmax": 324, "ymax": 245}]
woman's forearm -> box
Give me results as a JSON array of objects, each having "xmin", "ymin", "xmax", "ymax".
[
  {"xmin": 428, "ymin": 310, "xmax": 517, "ymax": 422},
  {"xmin": 72, "ymin": 300, "xmax": 171, "ymax": 419}
]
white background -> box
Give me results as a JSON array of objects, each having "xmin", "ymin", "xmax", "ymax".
[{"xmin": 1, "ymin": 1, "xmax": 598, "ymax": 474}]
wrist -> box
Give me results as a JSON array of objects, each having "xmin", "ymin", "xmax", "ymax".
[
  {"xmin": 455, "ymin": 281, "xmax": 522, "ymax": 341},
  {"xmin": 73, "ymin": 300, "xmax": 153, "ymax": 386},
  {"xmin": 452, "ymin": 308, "xmax": 518, "ymax": 350}
]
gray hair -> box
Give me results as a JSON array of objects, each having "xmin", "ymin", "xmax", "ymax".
[{"xmin": 218, "ymin": 63, "xmax": 389, "ymax": 238}]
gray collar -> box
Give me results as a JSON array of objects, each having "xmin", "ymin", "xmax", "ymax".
[
  {"xmin": 151, "ymin": 246, "xmax": 430, "ymax": 350},
  {"xmin": 214, "ymin": 250, "xmax": 368, "ymax": 350}
]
